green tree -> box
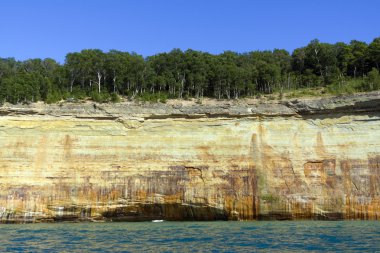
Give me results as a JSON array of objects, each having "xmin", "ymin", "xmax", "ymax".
[
  {"xmin": 349, "ymin": 40, "xmax": 368, "ymax": 78},
  {"xmin": 365, "ymin": 68, "xmax": 380, "ymax": 91},
  {"xmin": 368, "ymin": 37, "xmax": 380, "ymax": 70}
]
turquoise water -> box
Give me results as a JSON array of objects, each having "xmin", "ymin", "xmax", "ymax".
[{"xmin": 0, "ymin": 221, "xmax": 379, "ymax": 252}]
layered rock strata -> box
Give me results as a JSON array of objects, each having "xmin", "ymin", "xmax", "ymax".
[{"xmin": 0, "ymin": 92, "xmax": 380, "ymax": 222}]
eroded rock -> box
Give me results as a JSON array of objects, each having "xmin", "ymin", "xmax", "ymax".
[{"xmin": 0, "ymin": 93, "xmax": 380, "ymax": 222}]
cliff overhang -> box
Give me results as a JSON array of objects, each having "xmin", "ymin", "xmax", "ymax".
[{"xmin": 0, "ymin": 92, "xmax": 379, "ymax": 223}]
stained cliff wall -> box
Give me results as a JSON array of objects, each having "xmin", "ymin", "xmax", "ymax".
[{"xmin": 0, "ymin": 92, "xmax": 380, "ymax": 222}]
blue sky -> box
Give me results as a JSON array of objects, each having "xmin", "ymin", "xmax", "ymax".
[{"xmin": 1, "ymin": 0, "xmax": 379, "ymax": 63}]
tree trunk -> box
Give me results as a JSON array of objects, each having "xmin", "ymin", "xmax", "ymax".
[
  {"xmin": 226, "ymin": 82, "xmax": 231, "ymax": 99},
  {"xmin": 178, "ymin": 75, "xmax": 185, "ymax": 99},
  {"xmin": 113, "ymin": 70, "xmax": 117, "ymax": 93},
  {"xmin": 97, "ymin": 72, "xmax": 102, "ymax": 93},
  {"xmin": 113, "ymin": 77, "xmax": 116, "ymax": 93},
  {"xmin": 70, "ymin": 80, "xmax": 74, "ymax": 93},
  {"xmin": 70, "ymin": 70, "xmax": 76, "ymax": 92}
]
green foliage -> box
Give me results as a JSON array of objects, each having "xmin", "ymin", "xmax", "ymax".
[
  {"xmin": 1, "ymin": 36, "xmax": 380, "ymax": 104},
  {"xmin": 327, "ymin": 74, "xmax": 380, "ymax": 95},
  {"xmin": 362, "ymin": 68, "xmax": 380, "ymax": 91},
  {"xmin": 90, "ymin": 91, "xmax": 111, "ymax": 103},
  {"xmin": 368, "ymin": 38, "xmax": 380, "ymax": 70},
  {"xmin": 137, "ymin": 92, "xmax": 168, "ymax": 103},
  {"xmin": 46, "ymin": 89, "xmax": 62, "ymax": 104},
  {"xmin": 2, "ymin": 72, "xmax": 42, "ymax": 104},
  {"xmin": 70, "ymin": 87, "xmax": 87, "ymax": 100},
  {"xmin": 285, "ymin": 87, "xmax": 325, "ymax": 98},
  {"xmin": 110, "ymin": 92, "xmax": 121, "ymax": 103},
  {"xmin": 327, "ymin": 82, "xmax": 356, "ymax": 95}
]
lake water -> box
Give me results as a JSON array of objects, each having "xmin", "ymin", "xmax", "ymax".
[{"xmin": 0, "ymin": 221, "xmax": 379, "ymax": 252}]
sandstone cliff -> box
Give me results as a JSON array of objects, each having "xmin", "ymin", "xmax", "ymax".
[{"xmin": 0, "ymin": 92, "xmax": 380, "ymax": 222}]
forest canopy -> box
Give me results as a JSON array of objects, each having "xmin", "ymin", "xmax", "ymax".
[{"xmin": 1, "ymin": 37, "xmax": 380, "ymax": 104}]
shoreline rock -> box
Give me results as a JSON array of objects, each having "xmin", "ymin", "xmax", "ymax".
[{"xmin": 0, "ymin": 91, "xmax": 379, "ymax": 222}]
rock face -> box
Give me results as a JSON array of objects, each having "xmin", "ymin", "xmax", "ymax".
[{"xmin": 0, "ymin": 92, "xmax": 380, "ymax": 222}]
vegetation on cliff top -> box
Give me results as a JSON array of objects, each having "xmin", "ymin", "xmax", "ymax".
[{"xmin": 1, "ymin": 37, "xmax": 380, "ymax": 104}]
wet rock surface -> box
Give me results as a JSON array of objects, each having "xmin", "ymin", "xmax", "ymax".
[{"xmin": 0, "ymin": 92, "xmax": 379, "ymax": 222}]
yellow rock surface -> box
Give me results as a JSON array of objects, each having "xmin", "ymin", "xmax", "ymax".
[{"xmin": 0, "ymin": 102, "xmax": 379, "ymax": 222}]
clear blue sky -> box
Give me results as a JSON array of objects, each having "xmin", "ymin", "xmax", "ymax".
[{"xmin": 1, "ymin": 0, "xmax": 379, "ymax": 63}]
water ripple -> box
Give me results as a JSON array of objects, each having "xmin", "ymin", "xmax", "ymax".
[{"xmin": 0, "ymin": 221, "xmax": 379, "ymax": 252}]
